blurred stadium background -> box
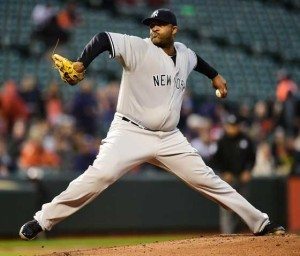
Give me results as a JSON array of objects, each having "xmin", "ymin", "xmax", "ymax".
[{"xmin": 0, "ymin": 0, "xmax": 299, "ymax": 244}]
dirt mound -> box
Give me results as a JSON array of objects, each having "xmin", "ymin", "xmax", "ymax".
[{"xmin": 43, "ymin": 234, "xmax": 299, "ymax": 256}]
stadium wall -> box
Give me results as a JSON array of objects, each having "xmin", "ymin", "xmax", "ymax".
[{"xmin": 0, "ymin": 174, "xmax": 287, "ymax": 236}]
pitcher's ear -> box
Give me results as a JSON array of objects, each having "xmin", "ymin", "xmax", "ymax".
[{"xmin": 172, "ymin": 26, "xmax": 178, "ymax": 36}]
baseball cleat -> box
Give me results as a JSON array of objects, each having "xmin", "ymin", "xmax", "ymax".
[
  {"xmin": 19, "ymin": 220, "xmax": 43, "ymax": 240},
  {"xmin": 254, "ymin": 222, "xmax": 285, "ymax": 236}
]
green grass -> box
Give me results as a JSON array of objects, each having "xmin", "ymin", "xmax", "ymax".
[{"xmin": 0, "ymin": 234, "xmax": 195, "ymax": 256}]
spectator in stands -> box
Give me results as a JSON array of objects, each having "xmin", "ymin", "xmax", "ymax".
[
  {"xmin": 213, "ymin": 102, "xmax": 230, "ymax": 125},
  {"xmin": 271, "ymin": 127, "xmax": 294, "ymax": 176},
  {"xmin": 292, "ymin": 131, "xmax": 300, "ymax": 175},
  {"xmin": 249, "ymin": 101, "xmax": 273, "ymax": 143},
  {"xmin": 73, "ymin": 132, "xmax": 98, "ymax": 173},
  {"xmin": 238, "ymin": 102, "xmax": 252, "ymax": 129},
  {"xmin": 213, "ymin": 114, "xmax": 256, "ymax": 234},
  {"xmin": 187, "ymin": 103, "xmax": 225, "ymax": 142},
  {"xmin": 19, "ymin": 120, "xmax": 60, "ymax": 170},
  {"xmin": 19, "ymin": 75, "xmax": 45, "ymax": 119},
  {"xmin": 56, "ymin": 1, "xmax": 81, "ymax": 30},
  {"xmin": 0, "ymin": 98, "xmax": 7, "ymax": 137},
  {"xmin": 44, "ymin": 81, "xmax": 64, "ymax": 125},
  {"xmin": 0, "ymin": 80, "xmax": 29, "ymax": 133},
  {"xmin": 198, "ymin": 100, "xmax": 218, "ymax": 121},
  {"xmin": 0, "ymin": 138, "xmax": 13, "ymax": 177},
  {"xmin": 276, "ymin": 71, "xmax": 298, "ymax": 103},
  {"xmin": 52, "ymin": 115, "xmax": 76, "ymax": 172},
  {"xmin": 178, "ymin": 90, "xmax": 194, "ymax": 137},
  {"xmin": 96, "ymin": 81, "xmax": 119, "ymax": 135},
  {"xmin": 31, "ymin": 3, "xmax": 57, "ymax": 29},
  {"xmin": 252, "ymin": 141, "xmax": 275, "ymax": 177},
  {"xmin": 190, "ymin": 116, "xmax": 217, "ymax": 165},
  {"xmin": 31, "ymin": 2, "xmax": 71, "ymax": 51},
  {"xmin": 71, "ymin": 80, "xmax": 98, "ymax": 135},
  {"xmin": 276, "ymin": 71, "xmax": 298, "ymax": 136},
  {"xmin": 7, "ymin": 120, "xmax": 26, "ymax": 172}
]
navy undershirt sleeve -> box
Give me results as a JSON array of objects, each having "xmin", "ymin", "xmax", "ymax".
[
  {"xmin": 194, "ymin": 54, "xmax": 218, "ymax": 79},
  {"xmin": 77, "ymin": 32, "xmax": 112, "ymax": 68}
]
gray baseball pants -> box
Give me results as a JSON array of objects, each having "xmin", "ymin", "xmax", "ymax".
[{"xmin": 34, "ymin": 113, "xmax": 269, "ymax": 233}]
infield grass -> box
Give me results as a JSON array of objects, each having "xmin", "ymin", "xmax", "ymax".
[{"xmin": 0, "ymin": 233, "xmax": 196, "ymax": 256}]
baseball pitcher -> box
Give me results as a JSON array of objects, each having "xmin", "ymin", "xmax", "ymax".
[{"xmin": 20, "ymin": 9, "xmax": 284, "ymax": 240}]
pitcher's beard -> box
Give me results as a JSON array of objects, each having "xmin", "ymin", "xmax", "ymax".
[{"xmin": 151, "ymin": 37, "xmax": 173, "ymax": 48}]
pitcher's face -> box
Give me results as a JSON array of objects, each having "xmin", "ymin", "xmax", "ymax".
[{"xmin": 149, "ymin": 21, "xmax": 178, "ymax": 48}]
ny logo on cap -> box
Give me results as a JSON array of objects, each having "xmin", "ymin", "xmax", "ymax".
[{"xmin": 151, "ymin": 10, "xmax": 159, "ymax": 17}]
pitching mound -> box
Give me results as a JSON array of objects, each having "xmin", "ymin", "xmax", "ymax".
[{"xmin": 43, "ymin": 234, "xmax": 299, "ymax": 256}]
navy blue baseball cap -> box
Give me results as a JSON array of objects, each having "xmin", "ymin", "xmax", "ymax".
[{"xmin": 142, "ymin": 9, "xmax": 177, "ymax": 26}]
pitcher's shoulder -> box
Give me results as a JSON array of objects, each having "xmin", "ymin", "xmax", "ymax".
[{"xmin": 174, "ymin": 41, "xmax": 188, "ymax": 50}]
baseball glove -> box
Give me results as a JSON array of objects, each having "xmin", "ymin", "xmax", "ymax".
[{"xmin": 52, "ymin": 54, "xmax": 85, "ymax": 85}]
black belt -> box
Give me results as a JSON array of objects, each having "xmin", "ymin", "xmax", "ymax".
[
  {"xmin": 121, "ymin": 116, "xmax": 156, "ymax": 131},
  {"xmin": 122, "ymin": 116, "xmax": 140, "ymax": 127}
]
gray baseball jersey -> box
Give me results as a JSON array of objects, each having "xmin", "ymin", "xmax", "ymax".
[{"xmin": 107, "ymin": 32, "xmax": 197, "ymax": 131}]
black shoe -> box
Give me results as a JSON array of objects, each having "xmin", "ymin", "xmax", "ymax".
[
  {"xmin": 19, "ymin": 220, "xmax": 43, "ymax": 240},
  {"xmin": 254, "ymin": 222, "xmax": 285, "ymax": 236}
]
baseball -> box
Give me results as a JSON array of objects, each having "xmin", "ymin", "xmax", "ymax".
[{"xmin": 215, "ymin": 89, "xmax": 222, "ymax": 98}]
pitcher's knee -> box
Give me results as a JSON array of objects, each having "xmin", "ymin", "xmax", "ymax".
[
  {"xmin": 187, "ymin": 166, "xmax": 220, "ymax": 187},
  {"xmin": 96, "ymin": 170, "xmax": 118, "ymax": 186}
]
